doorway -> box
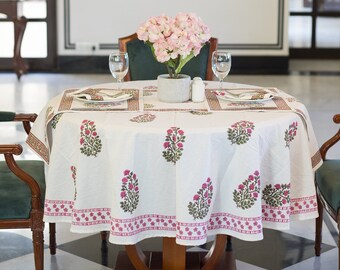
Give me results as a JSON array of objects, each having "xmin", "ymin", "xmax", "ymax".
[
  {"xmin": 289, "ymin": 0, "xmax": 340, "ymax": 58},
  {"xmin": 0, "ymin": 0, "xmax": 56, "ymax": 71}
]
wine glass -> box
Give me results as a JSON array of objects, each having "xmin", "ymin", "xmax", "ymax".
[
  {"xmin": 108, "ymin": 52, "xmax": 129, "ymax": 90},
  {"xmin": 212, "ymin": 51, "xmax": 232, "ymax": 90}
]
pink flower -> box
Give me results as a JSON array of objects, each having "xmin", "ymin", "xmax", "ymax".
[
  {"xmin": 193, "ymin": 194, "xmax": 200, "ymax": 201},
  {"xmin": 238, "ymin": 184, "xmax": 245, "ymax": 190},
  {"xmin": 167, "ymin": 129, "xmax": 173, "ymax": 134},
  {"xmin": 254, "ymin": 170, "xmax": 259, "ymax": 176},
  {"xmin": 249, "ymin": 184, "xmax": 255, "ymax": 190},
  {"xmin": 124, "ymin": 170, "xmax": 130, "ymax": 175},
  {"xmin": 137, "ymin": 13, "xmax": 210, "ymax": 78},
  {"xmin": 120, "ymin": 191, "xmax": 126, "ymax": 198},
  {"xmin": 85, "ymin": 129, "xmax": 90, "ymax": 135},
  {"xmin": 92, "ymin": 132, "xmax": 97, "ymax": 136},
  {"xmin": 202, "ymin": 183, "xmax": 207, "ymax": 189},
  {"xmin": 163, "ymin": 141, "xmax": 170, "ymax": 148},
  {"xmin": 177, "ymin": 142, "xmax": 183, "ymax": 148},
  {"xmin": 275, "ymin": 184, "xmax": 281, "ymax": 189},
  {"xmin": 80, "ymin": 138, "xmax": 84, "ymax": 145},
  {"xmin": 248, "ymin": 175, "xmax": 254, "ymax": 181},
  {"xmin": 128, "ymin": 183, "xmax": 134, "ymax": 190},
  {"xmin": 122, "ymin": 177, "xmax": 128, "ymax": 183},
  {"xmin": 178, "ymin": 129, "xmax": 184, "ymax": 135}
]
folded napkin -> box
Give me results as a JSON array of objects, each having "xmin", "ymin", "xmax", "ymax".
[
  {"xmin": 71, "ymin": 88, "xmax": 132, "ymax": 102},
  {"xmin": 214, "ymin": 89, "xmax": 274, "ymax": 100}
]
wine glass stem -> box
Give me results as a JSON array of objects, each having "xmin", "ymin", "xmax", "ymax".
[
  {"xmin": 117, "ymin": 79, "xmax": 122, "ymax": 91},
  {"xmin": 219, "ymin": 79, "xmax": 223, "ymax": 90}
]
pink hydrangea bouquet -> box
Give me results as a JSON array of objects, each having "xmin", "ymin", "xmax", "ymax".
[{"xmin": 137, "ymin": 12, "xmax": 211, "ymax": 79}]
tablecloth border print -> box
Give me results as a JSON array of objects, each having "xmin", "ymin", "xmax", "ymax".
[
  {"xmin": 59, "ymin": 89, "xmax": 141, "ymax": 111},
  {"xmin": 44, "ymin": 195, "xmax": 316, "ymax": 241}
]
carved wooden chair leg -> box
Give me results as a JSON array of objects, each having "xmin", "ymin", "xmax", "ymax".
[
  {"xmin": 31, "ymin": 209, "xmax": 44, "ymax": 270},
  {"xmin": 125, "ymin": 244, "xmax": 149, "ymax": 270},
  {"xmin": 49, "ymin": 223, "xmax": 56, "ymax": 255},
  {"xmin": 315, "ymin": 195, "xmax": 323, "ymax": 256},
  {"xmin": 337, "ymin": 214, "xmax": 340, "ymax": 270},
  {"xmin": 100, "ymin": 231, "xmax": 109, "ymax": 242},
  {"xmin": 201, "ymin": 234, "xmax": 227, "ymax": 270}
]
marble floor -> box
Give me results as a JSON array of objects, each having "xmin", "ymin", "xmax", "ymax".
[{"xmin": 0, "ymin": 60, "xmax": 339, "ymax": 269}]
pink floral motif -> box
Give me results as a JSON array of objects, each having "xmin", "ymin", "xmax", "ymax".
[
  {"xmin": 120, "ymin": 170, "xmax": 139, "ymax": 214},
  {"xmin": 227, "ymin": 120, "xmax": 255, "ymax": 145},
  {"xmin": 51, "ymin": 113, "xmax": 62, "ymax": 129},
  {"xmin": 188, "ymin": 178, "xmax": 213, "ymax": 220},
  {"xmin": 80, "ymin": 120, "xmax": 102, "ymax": 156},
  {"xmin": 284, "ymin": 121, "xmax": 298, "ymax": 148},
  {"xmin": 262, "ymin": 183, "xmax": 290, "ymax": 207},
  {"xmin": 233, "ymin": 171, "xmax": 260, "ymax": 209},
  {"xmin": 70, "ymin": 165, "xmax": 77, "ymax": 200},
  {"xmin": 130, "ymin": 114, "xmax": 156, "ymax": 123},
  {"xmin": 162, "ymin": 127, "xmax": 186, "ymax": 164}
]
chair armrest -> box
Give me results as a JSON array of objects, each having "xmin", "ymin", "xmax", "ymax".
[
  {"xmin": 0, "ymin": 111, "xmax": 37, "ymax": 134},
  {"xmin": 320, "ymin": 114, "xmax": 340, "ymax": 160},
  {"xmin": 0, "ymin": 144, "xmax": 42, "ymax": 201},
  {"xmin": 14, "ymin": 113, "xmax": 37, "ymax": 134},
  {"xmin": 0, "ymin": 144, "xmax": 23, "ymax": 155}
]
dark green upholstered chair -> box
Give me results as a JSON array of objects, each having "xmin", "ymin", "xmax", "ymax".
[
  {"xmin": 0, "ymin": 112, "xmax": 56, "ymax": 270},
  {"xmin": 315, "ymin": 114, "xmax": 340, "ymax": 270},
  {"xmin": 118, "ymin": 33, "xmax": 218, "ymax": 81}
]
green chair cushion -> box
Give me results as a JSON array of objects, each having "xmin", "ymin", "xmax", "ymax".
[
  {"xmin": 315, "ymin": 159, "xmax": 340, "ymax": 212},
  {"xmin": 127, "ymin": 39, "xmax": 210, "ymax": 80},
  {"xmin": 0, "ymin": 112, "xmax": 15, "ymax": 122},
  {"xmin": 0, "ymin": 160, "xmax": 45, "ymax": 219}
]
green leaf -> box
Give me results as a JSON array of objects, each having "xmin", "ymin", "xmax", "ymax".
[{"xmin": 175, "ymin": 52, "xmax": 195, "ymax": 74}]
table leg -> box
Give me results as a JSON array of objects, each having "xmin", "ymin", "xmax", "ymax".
[
  {"xmin": 124, "ymin": 235, "xmax": 229, "ymax": 270},
  {"xmin": 163, "ymin": 237, "xmax": 186, "ymax": 270},
  {"xmin": 13, "ymin": 16, "xmax": 28, "ymax": 80}
]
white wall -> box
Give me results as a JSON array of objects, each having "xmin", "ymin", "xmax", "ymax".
[{"xmin": 57, "ymin": 0, "xmax": 288, "ymax": 56}]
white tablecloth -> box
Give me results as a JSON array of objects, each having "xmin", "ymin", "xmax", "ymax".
[{"xmin": 27, "ymin": 80, "xmax": 322, "ymax": 246}]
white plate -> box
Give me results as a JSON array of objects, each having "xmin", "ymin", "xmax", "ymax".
[
  {"xmin": 214, "ymin": 91, "xmax": 274, "ymax": 103},
  {"xmin": 74, "ymin": 94, "xmax": 133, "ymax": 103}
]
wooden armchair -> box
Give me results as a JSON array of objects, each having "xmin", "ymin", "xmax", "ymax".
[
  {"xmin": 0, "ymin": 111, "xmax": 56, "ymax": 270},
  {"xmin": 314, "ymin": 114, "xmax": 340, "ymax": 270},
  {"xmin": 118, "ymin": 33, "xmax": 218, "ymax": 81}
]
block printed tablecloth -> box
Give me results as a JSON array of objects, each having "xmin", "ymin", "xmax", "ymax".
[{"xmin": 27, "ymin": 80, "xmax": 322, "ymax": 246}]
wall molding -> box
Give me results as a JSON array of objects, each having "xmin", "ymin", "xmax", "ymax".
[{"xmin": 63, "ymin": 0, "xmax": 284, "ymax": 51}]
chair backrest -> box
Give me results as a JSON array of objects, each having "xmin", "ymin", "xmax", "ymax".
[
  {"xmin": 319, "ymin": 114, "xmax": 340, "ymax": 160},
  {"xmin": 118, "ymin": 33, "xmax": 218, "ymax": 81}
]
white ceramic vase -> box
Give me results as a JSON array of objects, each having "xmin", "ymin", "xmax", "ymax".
[{"xmin": 157, "ymin": 74, "xmax": 191, "ymax": 103}]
